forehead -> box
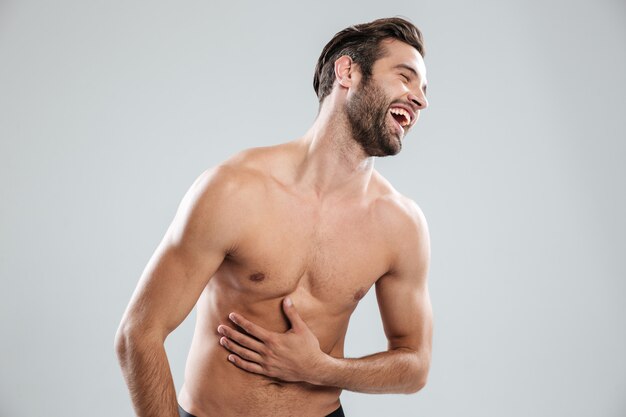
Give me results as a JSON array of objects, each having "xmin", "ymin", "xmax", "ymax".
[{"xmin": 374, "ymin": 38, "xmax": 427, "ymax": 80}]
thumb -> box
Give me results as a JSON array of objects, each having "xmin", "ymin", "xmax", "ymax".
[{"xmin": 283, "ymin": 297, "xmax": 305, "ymax": 331}]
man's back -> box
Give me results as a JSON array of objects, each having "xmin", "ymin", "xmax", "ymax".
[{"xmin": 177, "ymin": 141, "xmax": 411, "ymax": 416}]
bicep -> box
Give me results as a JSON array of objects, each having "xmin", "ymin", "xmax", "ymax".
[
  {"xmin": 375, "ymin": 201, "xmax": 432, "ymax": 353},
  {"xmin": 120, "ymin": 166, "xmax": 246, "ymax": 340},
  {"xmin": 376, "ymin": 274, "xmax": 433, "ymax": 352}
]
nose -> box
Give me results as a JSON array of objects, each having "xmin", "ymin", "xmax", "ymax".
[{"xmin": 408, "ymin": 92, "xmax": 428, "ymax": 111}]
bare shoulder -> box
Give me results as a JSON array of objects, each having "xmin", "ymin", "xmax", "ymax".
[
  {"xmin": 370, "ymin": 171, "xmax": 430, "ymax": 276},
  {"xmin": 222, "ymin": 142, "xmax": 296, "ymax": 181},
  {"xmin": 189, "ymin": 159, "xmax": 259, "ymax": 207},
  {"xmin": 196, "ymin": 144, "xmax": 288, "ymax": 195},
  {"xmin": 177, "ymin": 149, "xmax": 272, "ymax": 229},
  {"xmin": 370, "ymin": 170, "xmax": 429, "ymax": 235},
  {"xmin": 172, "ymin": 147, "xmax": 282, "ymax": 254},
  {"xmin": 184, "ymin": 144, "xmax": 293, "ymax": 221}
]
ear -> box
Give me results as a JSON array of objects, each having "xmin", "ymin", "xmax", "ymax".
[{"xmin": 334, "ymin": 55, "xmax": 356, "ymax": 88}]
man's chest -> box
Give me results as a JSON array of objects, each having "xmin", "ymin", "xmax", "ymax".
[{"xmin": 217, "ymin": 192, "xmax": 393, "ymax": 308}]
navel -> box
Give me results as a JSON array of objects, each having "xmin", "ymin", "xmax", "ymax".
[
  {"xmin": 249, "ymin": 272, "xmax": 266, "ymax": 282},
  {"xmin": 353, "ymin": 287, "xmax": 367, "ymax": 301}
]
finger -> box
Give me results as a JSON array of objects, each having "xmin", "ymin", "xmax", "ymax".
[
  {"xmin": 218, "ymin": 325, "xmax": 265, "ymax": 353},
  {"xmin": 227, "ymin": 354, "xmax": 266, "ymax": 375},
  {"xmin": 282, "ymin": 297, "xmax": 305, "ymax": 331},
  {"xmin": 220, "ymin": 336, "xmax": 264, "ymax": 363},
  {"xmin": 228, "ymin": 313, "xmax": 272, "ymax": 342}
]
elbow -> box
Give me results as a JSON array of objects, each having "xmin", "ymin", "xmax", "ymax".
[
  {"xmin": 403, "ymin": 353, "xmax": 430, "ymax": 394},
  {"xmin": 114, "ymin": 319, "xmax": 165, "ymax": 359},
  {"xmin": 113, "ymin": 320, "xmax": 148, "ymax": 362},
  {"xmin": 114, "ymin": 321, "xmax": 132, "ymax": 363},
  {"xmin": 405, "ymin": 374, "xmax": 428, "ymax": 394}
]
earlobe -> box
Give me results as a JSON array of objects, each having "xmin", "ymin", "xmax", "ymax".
[{"xmin": 334, "ymin": 55, "xmax": 353, "ymax": 88}]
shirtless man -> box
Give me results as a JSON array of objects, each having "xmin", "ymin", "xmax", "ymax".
[{"xmin": 115, "ymin": 17, "xmax": 432, "ymax": 417}]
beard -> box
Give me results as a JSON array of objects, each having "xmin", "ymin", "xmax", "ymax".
[{"xmin": 345, "ymin": 76, "xmax": 402, "ymax": 157}]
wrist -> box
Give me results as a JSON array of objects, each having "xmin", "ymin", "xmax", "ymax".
[{"xmin": 308, "ymin": 352, "xmax": 340, "ymax": 386}]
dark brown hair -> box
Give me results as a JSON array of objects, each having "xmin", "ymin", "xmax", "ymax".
[{"xmin": 313, "ymin": 17, "xmax": 425, "ymax": 104}]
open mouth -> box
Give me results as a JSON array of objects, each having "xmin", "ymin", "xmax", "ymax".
[{"xmin": 389, "ymin": 107, "xmax": 411, "ymax": 127}]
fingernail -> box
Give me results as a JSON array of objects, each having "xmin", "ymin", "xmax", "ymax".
[
  {"xmin": 285, "ymin": 297, "xmax": 293, "ymax": 307},
  {"xmin": 228, "ymin": 355, "xmax": 235, "ymax": 362},
  {"xmin": 229, "ymin": 313, "xmax": 236, "ymax": 321}
]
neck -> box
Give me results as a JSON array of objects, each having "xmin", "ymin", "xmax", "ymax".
[{"xmin": 293, "ymin": 95, "xmax": 375, "ymax": 199}]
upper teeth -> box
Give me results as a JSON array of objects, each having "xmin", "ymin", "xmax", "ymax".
[{"xmin": 390, "ymin": 107, "xmax": 411, "ymax": 126}]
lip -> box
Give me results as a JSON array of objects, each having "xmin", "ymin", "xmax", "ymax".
[{"xmin": 389, "ymin": 103, "xmax": 416, "ymax": 127}]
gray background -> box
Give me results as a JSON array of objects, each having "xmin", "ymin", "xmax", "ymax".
[{"xmin": 1, "ymin": 0, "xmax": 624, "ymax": 416}]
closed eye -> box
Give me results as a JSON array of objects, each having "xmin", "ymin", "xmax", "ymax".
[{"xmin": 401, "ymin": 73, "xmax": 410, "ymax": 83}]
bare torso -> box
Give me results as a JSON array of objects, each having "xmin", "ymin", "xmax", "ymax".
[{"xmin": 177, "ymin": 141, "xmax": 403, "ymax": 417}]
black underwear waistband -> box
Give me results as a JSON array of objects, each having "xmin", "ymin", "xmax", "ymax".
[{"xmin": 179, "ymin": 403, "xmax": 345, "ymax": 417}]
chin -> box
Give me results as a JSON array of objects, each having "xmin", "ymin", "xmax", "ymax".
[
  {"xmin": 367, "ymin": 136, "xmax": 401, "ymax": 157},
  {"xmin": 384, "ymin": 132, "xmax": 403, "ymax": 156}
]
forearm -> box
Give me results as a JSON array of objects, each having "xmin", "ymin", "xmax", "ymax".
[
  {"xmin": 115, "ymin": 331, "xmax": 179, "ymax": 417},
  {"xmin": 314, "ymin": 348, "xmax": 429, "ymax": 394}
]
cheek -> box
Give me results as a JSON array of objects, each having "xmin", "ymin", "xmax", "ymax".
[{"xmin": 393, "ymin": 84, "xmax": 409, "ymax": 99}]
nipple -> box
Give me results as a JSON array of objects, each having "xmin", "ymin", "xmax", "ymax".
[
  {"xmin": 353, "ymin": 287, "xmax": 367, "ymax": 301},
  {"xmin": 249, "ymin": 272, "xmax": 266, "ymax": 282}
]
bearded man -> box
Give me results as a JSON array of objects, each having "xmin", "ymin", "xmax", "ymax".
[{"xmin": 115, "ymin": 16, "xmax": 432, "ymax": 417}]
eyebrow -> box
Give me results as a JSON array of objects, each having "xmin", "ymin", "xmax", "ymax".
[{"xmin": 394, "ymin": 63, "xmax": 428, "ymax": 95}]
